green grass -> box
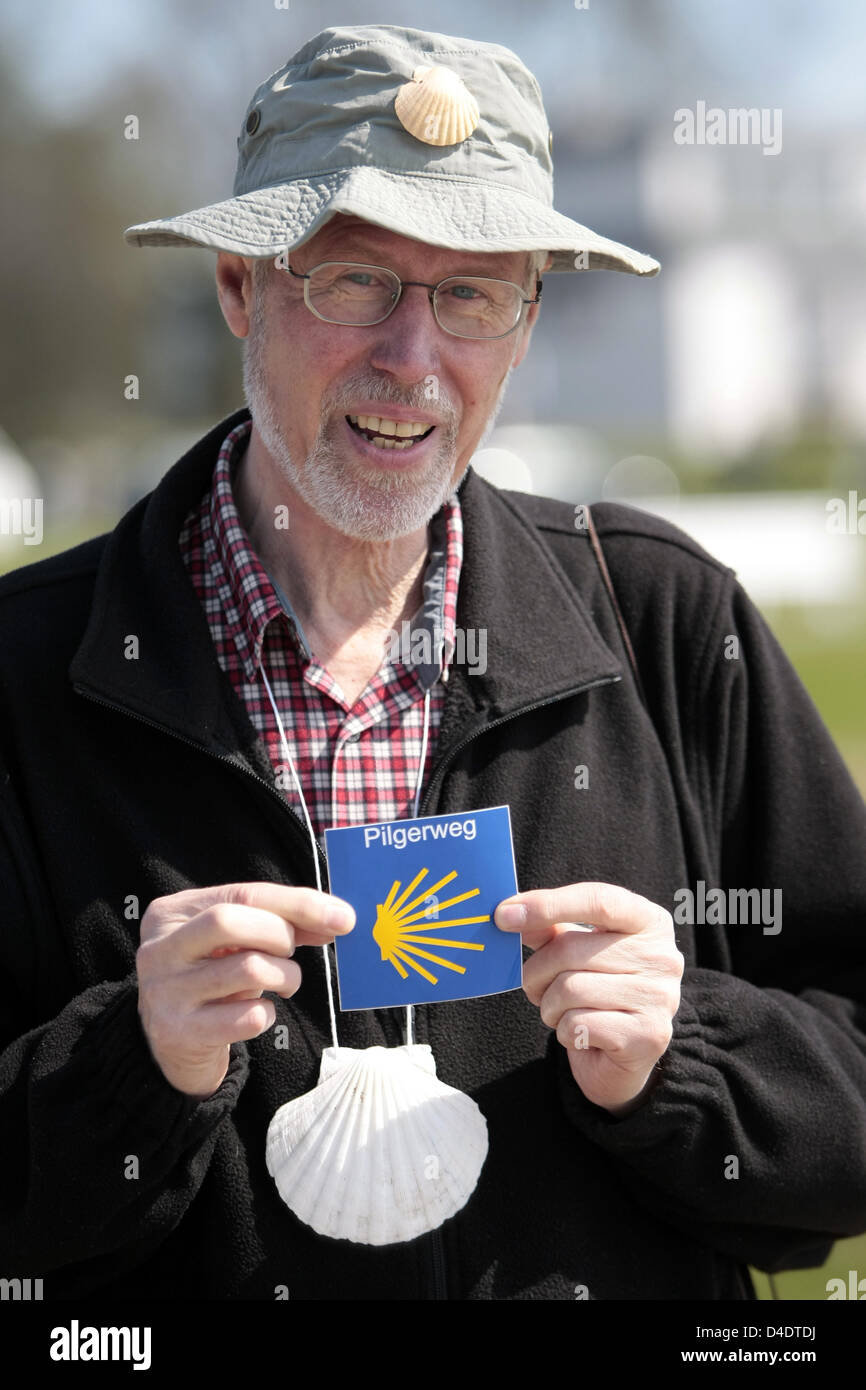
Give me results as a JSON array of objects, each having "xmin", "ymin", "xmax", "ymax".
[
  {"xmin": 764, "ymin": 602, "xmax": 866, "ymax": 799},
  {"xmin": 750, "ymin": 1234, "xmax": 866, "ymax": 1301},
  {"xmin": 0, "ymin": 516, "xmax": 118, "ymax": 578},
  {"xmin": 749, "ymin": 602, "xmax": 866, "ymax": 1298}
]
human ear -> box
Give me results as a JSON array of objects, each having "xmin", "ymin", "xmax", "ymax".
[{"xmin": 215, "ymin": 253, "xmax": 256, "ymax": 339}]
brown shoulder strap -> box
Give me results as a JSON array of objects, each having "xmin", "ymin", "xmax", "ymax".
[{"xmin": 584, "ymin": 503, "xmax": 648, "ymax": 710}]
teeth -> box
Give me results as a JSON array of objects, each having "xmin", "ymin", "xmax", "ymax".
[
  {"xmin": 368, "ymin": 435, "xmax": 417, "ymax": 450},
  {"xmin": 350, "ymin": 414, "xmax": 430, "ymax": 438}
]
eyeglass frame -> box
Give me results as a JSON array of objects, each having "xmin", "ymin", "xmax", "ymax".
[{"xmin": 282, "ymin": 259, "xmax": 543, "ymax": 340}]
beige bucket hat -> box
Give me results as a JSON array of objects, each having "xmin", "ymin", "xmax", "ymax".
[{"xmin": 124, "ymin": 23, "xmax": 659, "ymax": 277}]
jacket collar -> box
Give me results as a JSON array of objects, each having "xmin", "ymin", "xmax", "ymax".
[{"xmin": 70, "ymin": 407, "xmax": 622, "ymax": 760}]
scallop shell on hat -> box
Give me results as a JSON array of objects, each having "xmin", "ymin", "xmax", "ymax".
[
  {"xmin": 265, "ymin": 1044, "xmax": 488, "ymax": 1246},
  {"xmin": 394, "ymin": 64, "xmax": 480, "ymax": 147}
]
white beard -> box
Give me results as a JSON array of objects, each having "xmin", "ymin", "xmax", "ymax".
[{"xmin": 242, "ymin": 286, "xmax": 514, "ymax": 542}]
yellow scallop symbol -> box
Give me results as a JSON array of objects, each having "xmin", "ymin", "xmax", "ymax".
[{"xmin": 372, "ymin": 867, "xmax": 488, "ymax": 985}]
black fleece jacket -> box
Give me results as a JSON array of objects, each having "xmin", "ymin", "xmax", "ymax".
[{"xmin": 1, "ymin": 407, "xmax": 865, "ymax": 1301}]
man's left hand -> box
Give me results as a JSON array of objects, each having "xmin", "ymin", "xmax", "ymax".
[{"xmin": 494, "ymin": 883, "xmax": 684, "ymax": 1115}]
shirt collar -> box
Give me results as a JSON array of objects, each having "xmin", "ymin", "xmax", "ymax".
[{"xmin": 205, "ymin": 417, "xmax": 463, "ymax": 689}]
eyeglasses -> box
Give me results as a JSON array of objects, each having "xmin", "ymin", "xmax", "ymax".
[{"xmin": 282, "ymin": 260, "xmax": 542, "ymax": 340}]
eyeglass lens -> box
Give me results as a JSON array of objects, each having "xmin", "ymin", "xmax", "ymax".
[{"xmin": 306, "ymin": 263, "xmax": 524, "ymax": 337}]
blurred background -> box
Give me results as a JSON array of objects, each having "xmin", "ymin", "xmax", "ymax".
[{"xmin": 0, "ymin": 0, "xmax": 864, "ymax": 1299}]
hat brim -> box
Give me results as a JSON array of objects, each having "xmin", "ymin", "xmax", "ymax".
[{"xmin": 124, "ymin": 167, "xmax": 659, "ymax": 276}]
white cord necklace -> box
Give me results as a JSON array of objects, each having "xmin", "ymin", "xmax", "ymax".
[
  {"xmin": 259, "ymin": 662, "xmax": 488, "ymax": 1246},
  {"xmin": 259, "ymin": 664, "xmax": 430, "ymax": 1048}
]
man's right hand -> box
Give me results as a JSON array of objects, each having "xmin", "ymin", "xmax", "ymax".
[{"xmin": 136, "ymin": 882, "xmax": 355, "ymax": 1098}]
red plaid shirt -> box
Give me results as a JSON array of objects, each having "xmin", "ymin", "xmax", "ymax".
[{"xmin": 178, "ymin": 418, "xmax": 462, "ymax": 839}]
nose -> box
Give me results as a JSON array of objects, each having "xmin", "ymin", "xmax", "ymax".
[{"xmin": 365, "ymin": 283, "xmax": 442, "ymax": 385}]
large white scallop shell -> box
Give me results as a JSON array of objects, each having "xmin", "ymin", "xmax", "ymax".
[
  {"xmin": 394, "ymin": 64, "xmax": 480, "ymax": 147},
  {"xmin": 266, "ymin": 1044, "xmax": 488, "ymax": 1245}
]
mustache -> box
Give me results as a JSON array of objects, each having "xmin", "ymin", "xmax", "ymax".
[{"xmin": 326, "ymin": 372, "xmax": 456, "ymax": 427}]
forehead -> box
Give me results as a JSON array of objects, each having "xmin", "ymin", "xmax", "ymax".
[{"xmin": 295, "ymin": 214, "xmax": 531, "ymax": 282}]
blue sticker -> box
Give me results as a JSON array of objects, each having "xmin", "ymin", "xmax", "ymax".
[{"xmin": 325, "ymin": 806, "xmax": 521, "ymax": 1010}]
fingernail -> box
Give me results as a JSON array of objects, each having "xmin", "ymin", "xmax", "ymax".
[
  {"xmin": 496, "ymin": 901, "xmax": 526, "ymax": 929},
  {"xmin": 328, "ymin": 898, "xmax": 356, "ymax": 930}
]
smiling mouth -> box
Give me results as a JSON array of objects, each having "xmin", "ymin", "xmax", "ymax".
[{"xmin": 346, "ymin": 414, "xmax": 436, "ymax": 451}]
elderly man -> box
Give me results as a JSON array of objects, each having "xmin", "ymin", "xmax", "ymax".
[{"xmin": 1, "ymin": 23, "xmax": 864, "ymax": 1303}]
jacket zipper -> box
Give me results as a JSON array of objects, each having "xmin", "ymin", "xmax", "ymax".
[
  {"xmin": 419, "ymin": 675, "xmax": 621, "ymax": 815},
  {"xmin": 74, "ymin": 671, "xmax": 619, "ymax": 1300}
]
